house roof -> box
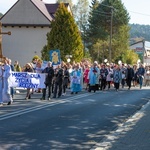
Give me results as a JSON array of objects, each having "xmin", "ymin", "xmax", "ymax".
[
  {"xmin": 130, "ymin": 40, "xmax": 150, "ymax": 49},
  {"xmin": 0, "ymin": 0, "xmax": 70, "ymax": 26},
  {"xmin": 130, "ymin": 40, "xmax": 144, "ymax": 46},
  {"xmin": 45, "ymin": 3, "xmax": 69, "ymax": 19},
  {"xmin": 31, "ymin": 0, "xmax": 53, "ymax": 22}
]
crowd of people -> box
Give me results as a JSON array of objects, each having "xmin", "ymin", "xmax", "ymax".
[{"xmin": 0, "ymin": 56, "xmax": 150, "ymax": 106}]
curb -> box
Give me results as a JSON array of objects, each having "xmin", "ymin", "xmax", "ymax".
[{"xmin": 91, "ymin": 99, "xmax": 150, "ymax": 150}]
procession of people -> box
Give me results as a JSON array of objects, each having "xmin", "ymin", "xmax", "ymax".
[{"xmin": 0, "ymin": 56, "xmax": 150, "ymax": 107}]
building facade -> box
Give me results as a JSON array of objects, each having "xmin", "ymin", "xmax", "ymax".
[
  {"xmin": 130, "ymin": 40, "xmax": 150, "ymax": 65},
  {"xmin": 0, "ymin": 0, "xmax": 70, "ymax": 66}
]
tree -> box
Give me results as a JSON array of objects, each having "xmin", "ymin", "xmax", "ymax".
[
  {"xmin": 123, "ymin": 49, "xmax": 139, "ymax": 65},
  {"xmin": 86, "ymin": 0, "xmax": 130, "ymax": 62},
  {"xmin": 41, "ymin": 3, "xmax": 84, "ymax": 62},
  {"xmin": 56, "ymin": 0, "xmax": 74, "ymax": 9},
  {"xmin": 73, "ymin": 0, "xmax": 89, "ymax": 31},
  {"xmin": 86, "ymin": 0, "xmax": 106, "ymax": 44},
  {"xmin": 112, "ymin": 25, "xmax": 130, "ymax": 62},
  {"xmin": 72, "ymin": 0, "xmax": 89, "ymax": 56},
  {"xmin": 91, "ymin": 40, "xmax": 109, "ymax": 62},
  {"xmin": 96, "ymin": 0, "xmax": 130, "ymax": 32}
]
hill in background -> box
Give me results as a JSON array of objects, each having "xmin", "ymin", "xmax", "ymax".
[{"xmin": 129, "ymin": 24, "xmax": 150, "ymax": 44}]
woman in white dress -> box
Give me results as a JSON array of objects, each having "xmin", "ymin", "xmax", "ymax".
[{"xmin": 3, "ymin": 57, "xmax": 13, "ymax": 105}]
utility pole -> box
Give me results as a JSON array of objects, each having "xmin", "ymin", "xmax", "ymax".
[
  {"xmin": 109, "ymin": 7, "xmax": 113, "ymax": 63},
  {"xmin": 100, "ymin": 3, "xmax": 114, "ymax": 63},
  {"xmin": 0, "ymin": 22, "xmax": 11, "ymax": 60}
]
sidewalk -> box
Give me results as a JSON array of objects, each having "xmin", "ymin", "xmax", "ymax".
[{"xmin": 93, "ymin": 100, "xmax": 150, "ymax": 150}]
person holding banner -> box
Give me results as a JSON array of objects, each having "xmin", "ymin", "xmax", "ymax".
[
  {"xmin": 0, "ymin": 62, "xmax": 3, "ymax": 106},
  {"xmin": 24, "ymin": 63, "xmax": 34, "ymax": 100},
  {"xmin": 40, "ymin": 61, "xmax": 54, "ymax": 100},
  {"xmin": 35, "ymin": 59, "xmax": 43, "ymax": 93},
  {"xmin": 2, "ymin": 57, "xmax": 13, "ymax": 105},
  {"xmin": 8, "ymin": 59, "xmax": 15, "ymax": 98}
]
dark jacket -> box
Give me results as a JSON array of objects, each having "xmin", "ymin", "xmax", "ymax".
[
  {"xmin": 55, "ymin": 68, "xmax": 63, "ymax": 83},
  {"xmin": 126, "ymin": 68, "xmax": 134, "ymax": 80},
  {"xmin": 63, "ymin": 69, "xmax": 70, "ymax": 85},
  {"xmin": 42, "ymin": 67, "xmax": 54, "ymax": 84},
  {"xmin": 100, "ymin": 68, "xmax": 108, "ymax": 79},
  {"xmin": 137, "ymin": 67, "xmax": 145, "ymax": 76}
]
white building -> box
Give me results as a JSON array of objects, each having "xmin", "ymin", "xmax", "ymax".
[
  {"xmin": 130, "ymin": 40, "xmax": 150, "ymax": 64},
  {"xmin": 0, "ymin": 0, "xmax": 71, "ymax": 66}
]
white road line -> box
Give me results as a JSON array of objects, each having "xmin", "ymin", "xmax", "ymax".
[{"xmin": 0, "ymin": 93, "xmax": 94, "ymax": 121}]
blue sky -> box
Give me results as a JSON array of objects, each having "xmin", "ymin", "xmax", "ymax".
[{"xmin": 1, "ymin": 0, "xmax": 150, "ymax": 25}]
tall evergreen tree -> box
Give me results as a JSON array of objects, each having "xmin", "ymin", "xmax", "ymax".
[
  {"xmin": 87, "ymin": 0, "xmax": 104, "ymax": 43},
  {"xmin": 86, "ymin": 0, "xmax": 107, "ymax": 58},
  {"xmin": 41, "ymin": 3, "xmax": 83, "ymax": 62},
  {"xmin": 86, "ymin": 0, "xmax": 130, "ymax": 62}
]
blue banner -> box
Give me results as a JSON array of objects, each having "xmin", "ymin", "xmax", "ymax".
[
  {"xmin": 49, "ymin": 50, "xmax": 61, "ymax": 66},
  {"xmin": 9, "ymin": 72, "xmax": 46, "ymax": 88}
]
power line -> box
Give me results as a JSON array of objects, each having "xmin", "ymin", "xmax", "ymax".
[{"xmin": 129, "ymin": 10, "xmax": 150, "ymax": 17}]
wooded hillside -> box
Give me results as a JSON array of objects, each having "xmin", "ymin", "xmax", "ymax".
[{"xmin": 130, "ymin": 24, "xmax": 150, "ymax": 44}]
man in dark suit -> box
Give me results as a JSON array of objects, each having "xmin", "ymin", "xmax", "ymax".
[
  {"xmin": 53, "ymin": 65, "xmax": 63, "ymax": 98},
  {"xmin": 41, "ymin": 62, "xmax": 54, "ymax": 100},
  {"xmin": 126, "ymin": 64, "xmax": 134, "ymax": 90}
]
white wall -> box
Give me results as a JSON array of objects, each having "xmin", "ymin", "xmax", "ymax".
[{"xmin": 2, "ymin": 26, "xmax": 50, "ymax": 66}]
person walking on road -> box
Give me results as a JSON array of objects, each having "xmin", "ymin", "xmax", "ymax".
[
  {"xmin": 62, "ymin": 65, "xmax": 70, "ymax": 96},
  {"xmin": 126, "ymin": 64, "xmax": 134, "ymax": 90},
  {"xmin": 106, "ymin": 65, "xmax": 113, "ymax": 90},
  {"xmin": 8, "ymin": 59, "xmax": 15, "ymax": 98},
  {"xmin": 53, "ymin": 65, "xmax": 63, "ymax": 98},
  {"xmin": 2, "ymin": 57, "xmax": 13, "ymax": 105},
  {"xmin": 113, "ymin": 65, "xmax": 122, "ymax": 91},
  {"xmin": 120, "ymin": 64, "xmax": 126, "ymax": 88},
  {"xmin": 24, "ymin": 63, "xmax": 34, "ymax": 100},
  {"xmin": 40, "ymin": 62, "xmax": 54, "ymax": 100},
  {"xmin": 137, "ymin": 64, "xmax": 145, "ymax": 89},
  {"xmin": 88, "ymin": 62, "xmax": 99, "ymax": 92},
  {"xmin": 70, "ymin": 65, "xmax": 82, "ymax": 94},
  {"xmin": 100, "ymin": 64, "xmax": 108, "ymax": 91}
]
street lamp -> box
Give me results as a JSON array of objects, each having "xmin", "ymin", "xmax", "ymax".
[
  {"xmin": 67, "ymin": 58, "xmax": 71, "ymax": 63},
  {"xmin": 137, "ymin": 59, "xmax": 141, "ymax": 67},
  {"xmin": 118, "ymin": 60, "xmax": 122, "ymax": 65},
  {"xmin": 66, "ymin": 55, "xmax": 72, "ymax": 63},
  {"xmin": 104, "ymin": 59, "xmax": 108, "ymax": 64},
  {"xmin": 137, "ymin": 59, "xmax": 141, "ymax": 64}
]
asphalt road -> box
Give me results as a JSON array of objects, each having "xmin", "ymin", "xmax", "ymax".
[{"xmin": 0, "ymin": 87, "xmax": 150, "ymax": 150}]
